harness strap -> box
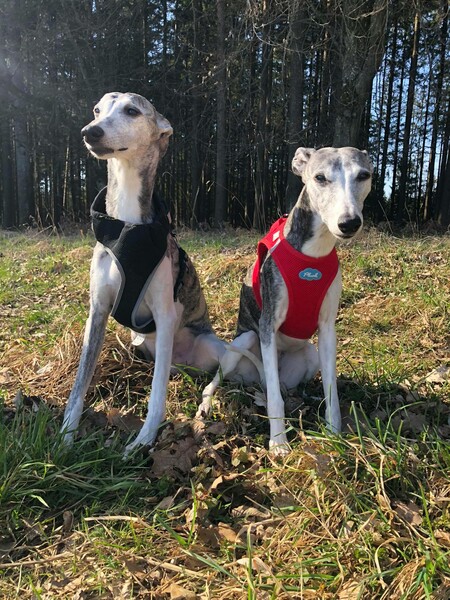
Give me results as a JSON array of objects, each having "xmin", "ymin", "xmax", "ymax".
[
  {"xmin": 91, "ymin": 187, "xmax": 185, "ymax": 334},
  {"xmin": 252, "ymin": 216, "xmax": 339, "ymax": 340}
]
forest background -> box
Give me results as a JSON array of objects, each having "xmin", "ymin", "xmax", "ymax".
[{"xmin": 0, "ymin": 0, "xmax": 449, "ymax": 232}]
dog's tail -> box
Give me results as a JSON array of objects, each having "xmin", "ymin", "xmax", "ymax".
[{"xmin": 225, "ymin": 343, "xmax": 266, "ymax": 387}]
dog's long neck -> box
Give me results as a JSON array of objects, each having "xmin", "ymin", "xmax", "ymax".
[
  {"xmin": 105, "ymin": 152, "xmax": 160, "ymax": 224},
  {"xmin": 284, "ymin": 188, "xmax": 337, "ymax": 258}
]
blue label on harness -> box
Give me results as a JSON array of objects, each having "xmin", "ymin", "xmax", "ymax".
[{"xmin": 299, "ymin": 268, "xmax": 322, "ymax": 281}]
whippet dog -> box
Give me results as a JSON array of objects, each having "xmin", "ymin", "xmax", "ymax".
[
  {"xmin": 61, "ymin": 92, "xmax": 225, "ymax": 455},
  {"xmin": 198, "ymin": 147, "xmax": 373, "ymax": 454}
]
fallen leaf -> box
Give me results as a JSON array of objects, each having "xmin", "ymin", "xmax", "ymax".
[
  {"xmin": 107, "ymin": 408, "xmax": 144, "ymax": 433},
  {"xmin": 425, "ymin": 366, "xmax": 450, "ymax": 384},
  {"xmin": 196, "ymin": 525, "xmax": 220, "ymax": 550},
  {"xmin": 217, "ymin": 522, "xmax": 238, "ymax": 543},
  {"xmin": 168, "ymin": 582, "xmax": 197, "ymax": 599},
  {"xmin": 338, "ymin": 578, "xmax": 363, "ymax": 599},
  {"xmin": 231, "ymin": 505, "xmax": 271, "ymax": 519},
  {"xmin": 401, "ymin": 412, "xmax": 427, "ymax": 434},
  {"xmin": 435, "ymin": 530, "xmax": 450, "ymax": 548},
  {"xmin": 205, "ymin": 421, "xmax": 227, "ymax": 436},
  {"xmin": 0, "ymin": 539, "xmax": 15, "ymax": 557},
  {"xmin": 209, "ymin": 472, "xmax": 241, "ymax": 493},
  {"xmin": 236, "ymin": 522, "xmax": 266, "ymax": 545},
  {"xmin": 236, "ymin": 556, "xmax": 271, "ymax": 574},
  {"xmin": 200, "ymin": 444, "xmax": 225, "ymax": 468},
  {"xmin": 370, "ymin": 407, "xmax": 387, "ymax": 421},
  {"xmin": 36, "ymin": 362, "xmax": 53, "ymax": 376},
  {"xmin": 394, "ymin": 501, "xmax": 422, "ymax": 526},
  {"xmin": 62, "ymin": 510, "xmax": 74, "ymax": 535},
  {"xmin": 302, "ymin": 444, "xmax": 332, "ymax": 476},
  {"xmin": 150, "ymin": 437, "xmax": 199, "ymax": 478},
  {"xmin": 253, "ymin": 390, "xmax": 267, "ymax": 408},
  {"xmin": 191, "ymin": 419, "xmax": 206, "ymax": 441},
  {"xmin": 231, "ymin": 446, "xmax": 252, "ymax": 467},
  {"xmin": 0, "ymin": 368, "xmax": 11, "ymax": 384},
  {"xmin": 155, "ymin": 495, "xmax": 175, "ymax": 511},
  {"xmin": 124, "ymin": 558, "xmax": 147, "ymax": 580}
]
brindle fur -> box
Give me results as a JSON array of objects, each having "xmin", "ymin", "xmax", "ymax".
[
  {"xmin": 61, "ymin": 92, "xmax": 225, "ymax": 456},
  {"xmin": 199, "ymin": 147, "xmax": 373, "ymax": 454}
]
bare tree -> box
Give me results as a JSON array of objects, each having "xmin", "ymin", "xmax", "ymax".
[
  {"xmin": 331, "ymin": 0, "xmax": 388, "ymax": 147},
  {"xmin": 396, "ymin": 9, "xmax": 420, "ymax": 224},
  {"xmin": 215, "ymin": 0, "xmax": 227, "ymax": 226},
  {"xmin": 285, "ymin": 0, "xmax": 307, "ymax": 209}
]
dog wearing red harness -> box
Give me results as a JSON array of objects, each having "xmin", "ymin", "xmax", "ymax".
[{"xmin": 198, "ymin": 147, "xmax": 373, "ymax": 454}]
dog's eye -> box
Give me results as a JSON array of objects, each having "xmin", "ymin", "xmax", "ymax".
[
  {"xmin": 126, "ymin": 107, "xmax": 140, "ymax": 117},
  {"xmin": 356, "ymin": 171, "xmax": 371, "ymax": 181},
  {"xmin": 315, "ymin": 174, "xmax": 327, "ymax": 184},
  {"xmin": 94, "ymin": 107, "xmax": 100, "ymax": 115}
]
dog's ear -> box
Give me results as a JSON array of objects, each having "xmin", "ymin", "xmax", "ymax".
[
  {"xmin": 360, "ymin": 149, "xmax": 374, "ymax": 174},
  {"xmin": 156, "ymin": 112, "xmax": 173, "ymax": 156},
  {"xmin": 156, "ymin": 112, "xmax": 173, "ymax": 138},
  {"xmin": 292, "ymin": 147, "xmax": 315, "ymax": 177}
]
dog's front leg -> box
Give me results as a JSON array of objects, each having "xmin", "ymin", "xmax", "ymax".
[
  {"xmin": 258, "ymin": 298, "xmax": 290, "ymax": 454},
  {"xmin": 259, "ymin": 265, "xmax": 290, "ymax": 455},
  {"xmin": 124, "ymin": 259, "xmax": 177, "ymax": 456},
  {"xmin": 317, "ymin": 320, "xmax": 340, "ymax": 433},
  {"xmin": 61, "ymin": 305, "xmax": 109, "ymax": 446},
  {"xmin": 259, "ymin": 327, "xmax": 289, "ymax": 455},
  {"xmin": 124, "ymin": 307, "xmax": 176, "ymax": 456},
  {"xmin": 317, "ymin": 274, "xmax": 342, "ymax": 433},
  {"xmin": 197, "ymin": 330, "xmax": 260, "ymax": 418}
]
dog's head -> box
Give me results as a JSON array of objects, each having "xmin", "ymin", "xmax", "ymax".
[
  {"xmin": 292, "ymin": 147, "xmax": 373, "ymax": 240},
  {"xmin": 81, "ymin": 92, "xmax": 173, "ymax": 160}
]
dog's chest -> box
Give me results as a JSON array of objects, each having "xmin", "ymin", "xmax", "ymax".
[
  {"xmin": 92, "ymin": 245, "xmax": 158, "ymax": 324},
  {"xmin": 252, "ymin": 219, "xmax": 339, "ymax": 340}
]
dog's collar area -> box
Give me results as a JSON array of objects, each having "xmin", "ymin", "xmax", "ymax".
[
  {"xmin": 90, "ymin": 187, "xmax": 186, "ymax": 335},
  {"xmin": 90, "ymin": 186, "xmax": 171, "ymax": 230}
]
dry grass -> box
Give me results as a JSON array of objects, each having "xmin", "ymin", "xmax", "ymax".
[{"xmin": 0, "ymin": 227, "xmax": 449, "ymax": 599}]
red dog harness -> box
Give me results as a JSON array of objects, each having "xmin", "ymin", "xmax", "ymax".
[{"xmin": 252, "ymin": 216, "xmax": 339, "ymax": 340}]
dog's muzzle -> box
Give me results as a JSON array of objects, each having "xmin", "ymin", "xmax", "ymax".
[
  {"xmin": 337, "ymin": 216, "xmax": 362, "ymax": 237},
  {"xmin": 81, "ymin": 124, "xmax": 105, "ymax": 144}
]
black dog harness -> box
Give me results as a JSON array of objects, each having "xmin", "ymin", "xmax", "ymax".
[{"xmin": 91, "ymin": 187, "xmax": 187, "ymax": 334}]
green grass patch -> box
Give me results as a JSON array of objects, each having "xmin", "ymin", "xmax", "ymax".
[{"xmin": 0, "ymin": 228, "xmax": 449, "ymax": 598}]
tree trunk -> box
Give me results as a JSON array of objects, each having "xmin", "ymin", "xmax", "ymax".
[
  {"xmin": 436, "ymin": 152, "xmax": 450, "ymax": 227},
  {"xmin": 436, "ymin": 95, "xmax": 450, "ymax": 226},
  {"xmin": 253, "ymin": 0, "xmax": 273, "ymax": 231},
  {"xmin": 285, "ymin": 0, "xmax": 306, "ymax": 210},
  {"xmin": 417, "ymin": 82, "xmax": 431, "ymax": 222},
  {"xmin": 377, "ymin": 18, "xmax": 398, "ymax": 221},
  {"xmin": 389, "ymin": 33, "xmax": 408, "ymax": 220},
  {"xmin": 214, "ymin": 0, "xmax": 227, "ymax": 226},
  {"xmin": 190, "ymin": 0, "xmax": 202, "ymax": 228},
  {"xmin": 13, "ymin": 114, "xmax": 32, "ymax": 226},
  {"xmin": 396, "ymin": 10, "xmax": 420, "ymax": 224},
  {"xmin": 332, "ymin": 0, "xmax": 388, "ymax": 147},
  {"xmin": 1, "ymin": 118, "xmax": 15, "ymax": 227},
  {"xmin": 423, "ymin": 0, "xmax": 447, "ymax": 221}
]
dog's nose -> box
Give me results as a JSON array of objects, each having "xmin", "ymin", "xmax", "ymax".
[
  {"xmin": 338, "ymin": 216, "xmax": 362, "ymax": 235},
  {"xmin": 81, "ymin": 125, "xmax": 105, "ymax": 143}
]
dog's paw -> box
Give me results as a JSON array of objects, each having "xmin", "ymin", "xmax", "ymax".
[
  {"xmin": 195, "ymin": 398, "xmax": 212, "ymax": 419},
  {"xmin": 269, "ymin": 437, "xmax": 290, "ymax": 457},
  {"xmin": 123, "ymin": 440, "xmax": 139, "ymax": 460},
  {"xmin": 123, "ymin": 431, "xmax": 155, "ymax": 459},
  {"xmin": 60, "ymin": 430, "xmax": 75, "ymax": 447}
]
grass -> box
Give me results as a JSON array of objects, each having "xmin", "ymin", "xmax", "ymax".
[{"xmin": 0, "ymin": 226, "xmax": 449, "ymax": 598}]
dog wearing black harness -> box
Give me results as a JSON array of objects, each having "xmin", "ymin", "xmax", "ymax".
[{"xmin": 61, "ymin": 92, "xmax": 225, "ymax": 456}]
